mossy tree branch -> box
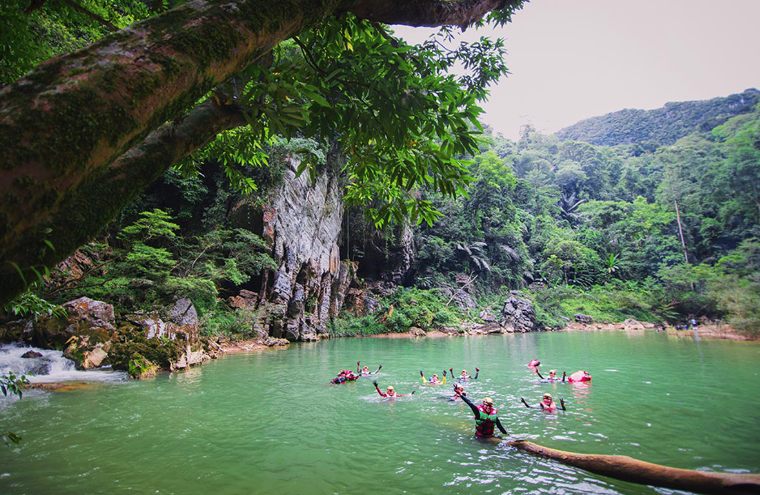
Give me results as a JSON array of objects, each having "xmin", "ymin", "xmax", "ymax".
[{"xmin": 0, "ymin": 0, "xmax": 523, "ymax": 306}]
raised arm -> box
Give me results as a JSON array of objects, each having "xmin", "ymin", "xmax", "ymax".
[
  {"xmin": 562, "ymin": 371, "xmax": 567, "ymax": 382},
  {"xmin": 460, "ymin": 390, "xmax": 481, "ymax": 419},
  {"xmin": 357, "ymin": 361, "xmax": 361, "ymax": 373},
  {"xmin": 420, "ymin": 371, "xmax": 426, "ymax": 384},
  {"xmin": 442, "ymin": 371, "xmax": 447, "ymax": 385},
  {"xmin": 534, "ymin": 368, "xmax": 544, "ymax": 380},
  {"xmin": 373, "ymin": 365, "xmax": 382, "ymax": 374},
  {"xmin": 473, "ymin": 368, "xmax": 479, "ymax": 380},
  {"xmin": 560, "ymin": 398, "xmax": 566, "ymax": 411},
  {"xmin": 520, "ymin": 397, "xmax": 532, "ymax": 408},
  {"xmin": 373, "ymin": 380, "xmax": 387, "ymax": 397}
]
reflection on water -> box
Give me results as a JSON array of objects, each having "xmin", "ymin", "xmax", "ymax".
[{"xmin": 0, "ymin": 331, "xmax": 758, "ymax": 495}]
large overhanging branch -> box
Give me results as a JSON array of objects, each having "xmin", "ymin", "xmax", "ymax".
[
  {"xmin": 0, "ymin": 0, "xmax": 524, "ymax": 306},
  {"xmin": 0, "ymin": 95, "xmax": 247, "ymax": 305},
  {"xmin": 509, "ymin": 440, "xmax": 760, "ymax": 495},
  {"xmin": 349, "ymin": 0, "xmax": 516, "ymax": 29}
]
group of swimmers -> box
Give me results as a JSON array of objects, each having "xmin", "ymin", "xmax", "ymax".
[
  {"xmin": 527, "ymin": 358, "xmax": 592, "ymax": 384},
  {"xmin": 330, "ymin": 361, "xmax": 382, "ymax": 384},
  {"xmin": 331, "ymin": 358, "xmax": 589, "ymax": 439}
]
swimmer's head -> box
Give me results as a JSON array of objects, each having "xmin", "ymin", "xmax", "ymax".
[
  {"xmin": 461, "ymin": 369, "xmax": 467, "ymax": 375},
  {"xmin": 543, "ymin": 393, "xmax": 553, "ymax": 401},
  {"xmin": 362, "ymin": 366, "xmax": 369, "ymax": 372},
  {"xmin": 387, "ymin": 386, "xmax": 394, "ymax": 392},
  {"xmin": 549, "ymin": 370, "xmax": 556, "ymax": 375},
  {"xmin": 483, "ymin": 397, "xmax": 494, "ymax": 407}
]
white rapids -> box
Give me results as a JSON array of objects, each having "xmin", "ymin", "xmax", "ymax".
[{"xmin": 0, "ymin": 342, "xmax": 126, "ymax": 383}]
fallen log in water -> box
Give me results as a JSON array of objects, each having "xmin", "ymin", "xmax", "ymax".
[{"xmin": 508, "ymin": 440, "xmax": 760, "ymax": 495}]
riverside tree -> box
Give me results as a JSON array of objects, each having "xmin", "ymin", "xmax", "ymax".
[{"xmin": 0, "ymin": 0, "xmax": 526, "ymax": 307}]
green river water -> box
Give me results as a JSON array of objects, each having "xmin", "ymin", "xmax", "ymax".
[{"xmin": 1, "ymin": 330, "xmax": 759, "ymax": 494}]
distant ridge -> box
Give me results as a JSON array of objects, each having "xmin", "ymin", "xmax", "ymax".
[{"xmin": 554, "ymin": 88, "xmax": 760, "ymax": 146}]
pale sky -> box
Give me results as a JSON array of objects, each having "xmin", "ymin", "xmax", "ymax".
[{"xmin": 395, "ymin": 0, "xmax": 760, "ymax": 140}]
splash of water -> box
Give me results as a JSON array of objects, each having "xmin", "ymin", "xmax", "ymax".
[{"xmin": 0, "ymin": 342, "xmax": 126, "ymax": 383}]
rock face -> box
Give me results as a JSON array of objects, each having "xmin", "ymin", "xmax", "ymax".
[
  {"xmin": 441, "ymin": 274, "xmax": 478, "ymax": 312},
  {"xmin": 500, "ymin": 291, "xmax": 539, "ymax": 333},
  {"xmin": 344, "ymin": 280, "xmax": 395, "ymax": 317},
  {"xmin": 251, "ymin": 158, "xmax": 355, "ymax": 341},
  {"xmin": 119, "ymin": 298, "xmax": 210, "ymax": 371},
  {"xmin": 11, "ymin": 297, "xmax": 119, "ymax": 370},
  {"xmin": 1, "ymin": 296, "xmax": 211, "ymax": 376}
]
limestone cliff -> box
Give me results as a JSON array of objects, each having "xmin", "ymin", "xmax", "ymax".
[{"xmin": 231, "ymin": 157, "xmax": 356, "ymax": 341}]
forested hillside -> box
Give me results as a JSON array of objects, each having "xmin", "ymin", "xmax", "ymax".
[
  {"xmin": 407, "ymin": 101, "xmax": 760, "ymax": 334},
  {"xmin": 554, "ymin": 88, "xmax": 760, "ymax": 146}
]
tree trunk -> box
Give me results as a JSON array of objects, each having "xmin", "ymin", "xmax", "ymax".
[
  {"xmin": 673, "ymin": 197, "xmax": 690, "ymax": 265},
  {"xmin": 0, "ymin": 0, "xmax": 522, "ymax": 307},
  {"xmin": 508, "ymin": 440, "xmax": 760, "ymax": 495}
]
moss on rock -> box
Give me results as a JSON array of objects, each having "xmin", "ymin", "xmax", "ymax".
[{"xmin": 127, "ymin": 352, "xmax": 157, "ymax": 379}]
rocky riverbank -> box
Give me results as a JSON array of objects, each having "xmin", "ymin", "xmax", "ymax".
[{"xmin": 0, "ymin": 296, "xmax": 214, "ymax": 379}]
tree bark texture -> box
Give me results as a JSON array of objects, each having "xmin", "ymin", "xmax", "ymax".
[
  {"xmin": 509, "ymin": 440, "xmax": 760, "ymax": 495},
  {"xmin": 0, "ymin": 0, "xmax": 522, "ymax": 306}
]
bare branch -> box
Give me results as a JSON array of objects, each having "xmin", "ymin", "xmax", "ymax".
[{"xmin": 60, "ymin": 0, "xmax": 119, "ymax": 31}]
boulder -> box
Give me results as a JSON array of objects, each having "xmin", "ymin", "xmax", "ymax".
[
  {"xmin": 229, "ymin": 289, "xmax": 258, "ymax": 310},
  {"xmin": 168, "ymin": 298, "xmax": 198, "ymax": 327},
  {"xmin": 20, "ymin": 350, "xmax": 42, "ymax": 358},
  {"xmin": 500, "ymin": 291, "xmax": 538, "ymax": 333},
  {"xmin": 63, "ymin": 297, "xmax": 116, "ymax": 331},
  {"xmin": 574, "ymin": 313, "xmax": 594, "ymax": 324},
  {"xmin": 479, "ymin": 309, "xmax": 498, "ymax": 323},
  {"xmin": 263, "ymin": 337, "xmax": 289, "ymax": 347},
  {"xmin": 127, "ymin": 353, "xmax": 158, "ymax": 379},
  {"xmin": 409, "ymin": 327, "xmax": 427, "ymax": 337},
  {"xmin": 116, "ymin": 303, "xmax": 209, "ymax": 373},
  {"xmin": 623, "ymin": 318, "xmax": 646, "ymax": 330},
  {"xmin": 0, "ymin": 319, "xmax": 33, "ymax": 342},
  {"xmin": 63, "ymin": 337, "xmax": 110, "ymax": 370},
  {"xmin": 28, "ymin": 297, "xmax": 116, "ymax": 349},
  {"xmin": 449, "ymin": 289, "xmax": 477, "ymax": 311}
]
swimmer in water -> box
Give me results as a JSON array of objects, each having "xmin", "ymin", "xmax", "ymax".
[
  {"xmin": 541, "ymin": 370, "xmax": 566, "ymax": 382},
  {"xmin": 357, "ymin": 361, "xmax": 382, "ymax": 376},
  {"xmin": 459, "ymin": 391, "xmax": 508, "ymax": 438},
  {"xmin": 566, "ymin": 370, "xmax": 591, "ymax": 383},
  {"xmin": 520, "ymin": 393, "xmax": 566, "ymax": 411},
  {"xmin": 420, "ymin": 370, "xmax": 447, "ymax": 385},
  {"xmin": 373, "ymin": 381, "xmax": 414, "ymax": 398},
  {"xmin": 331, "ymin": 369, "xmax": 359, "ymax": 384},
  {"xmin": 449, "ymin": 367, "xmax": 479, "ymax": 381}
]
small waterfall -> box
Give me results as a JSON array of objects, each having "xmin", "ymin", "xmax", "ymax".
[{"xmin": 0, "ymin": 342, "xmax": 126, "ymax": 383}]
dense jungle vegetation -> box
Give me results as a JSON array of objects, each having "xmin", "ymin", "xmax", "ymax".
[
  {"xmin": 1, "ymin": 1, "xmax": 758, "ymax": 338},
  {"xmin": 9, "ymin": 95, "xmax": 760, "ymax": 338}
]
